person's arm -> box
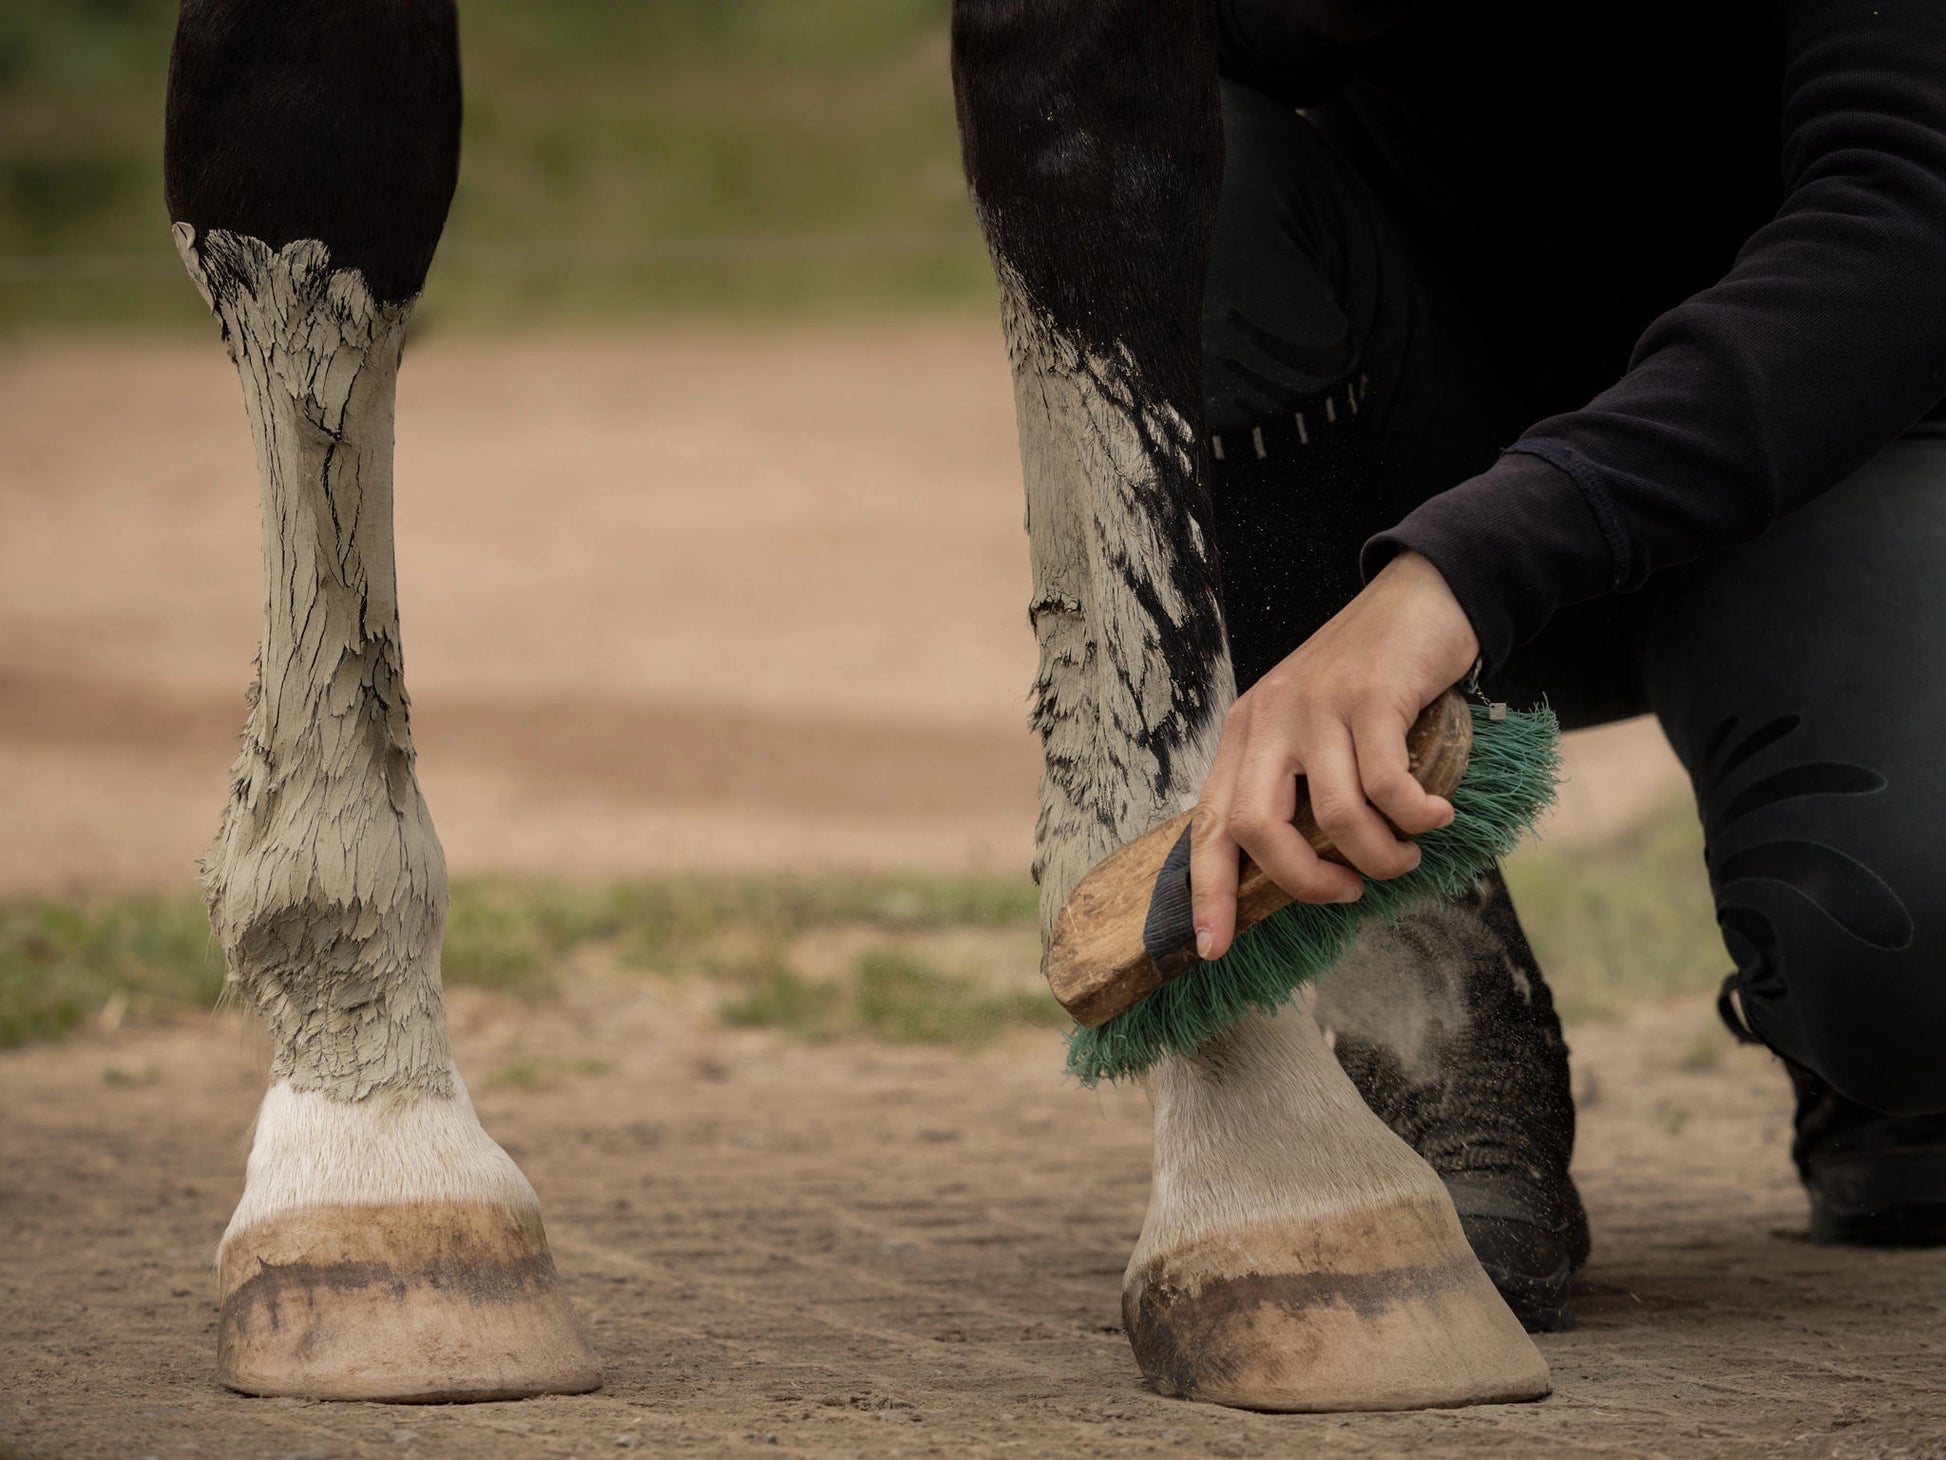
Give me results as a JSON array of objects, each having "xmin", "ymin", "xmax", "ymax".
[
  {"xmin": 1364, "ymin": 0, "xmax": 1946, "ymax": 671},
  {"xmin": 1192, "ymin": 0, "xmax": 1946, "ymax": 952}
]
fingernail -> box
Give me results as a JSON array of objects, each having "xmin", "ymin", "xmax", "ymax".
[
  {"xmin": 1195, "ymin": 928, "xmax": 1212, "ymax": 958},
  {"xmin": 1336, "ymin": 886, "xmax": 1364, "ymax": 904}
]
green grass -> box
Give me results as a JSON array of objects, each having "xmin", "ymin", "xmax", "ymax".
[
  {"xmin": 483, "ymin": 1056, "xmax": 612, "ymax": 1091},
  {"xmin": 441, "ymin": 869, "xmax": 1039, "ymax": 994},
  {"xmin": 0, "ymin": 800, "xmax": 1727, "ymax": 1054},
  {"xmin": 722, "ymin": 947, "xmax": 1067, "ymax": 1047},
  {"xmin": 720, "ymin": 959, "xmax": 848, "ymax": 1037},
  {"xmin": 854, "ymin": 947, "xmax": 1067, "ymax": 1045},
  {"xmin": 1502, "ymin": 791, "xmax": 1727, "ymax": 1022},
  {"xmin": 0, "ymin": 894, "xmax": 220, "ymax": 1047},
  {"xmin": 0, "ymin": 871, "xmax": 1047, "ymax": 1050},
  {"xmin": 0, "ymin": 0, "xmax": 992, "ymax": 332}
]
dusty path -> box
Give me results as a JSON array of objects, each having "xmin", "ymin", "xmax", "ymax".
[
  {"xmin": 0, "ymin": 330, "xmax": 1681, "ymax": 899},
  {"xmin": 4, "ymin": 990, "xmax": 1944, "ymax": 1459}
]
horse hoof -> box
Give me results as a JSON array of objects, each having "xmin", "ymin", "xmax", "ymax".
[
  {"xmin": 217, "ymin": 1200, "xmax": 602, "ymax": 1402},
  {"xmin": 1123, "ymin": 1194, "xmax": 1550, "ymax": 1412}
]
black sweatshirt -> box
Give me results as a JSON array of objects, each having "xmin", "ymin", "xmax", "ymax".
[{"xmin": 1219, "ymin": 0, "xmax": 1946, "ymax": 671}]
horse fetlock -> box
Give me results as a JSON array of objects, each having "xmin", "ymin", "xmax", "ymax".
[
  {"xmin": 1124, "ymin": 1004, "xmax": 1549, "ymax": 1411},
  {"xmin": 217, "ymin": 1079, "xmax": 601, "ymax": 1402}
]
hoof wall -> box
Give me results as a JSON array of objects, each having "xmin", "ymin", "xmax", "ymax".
[
  {"xmin": 218, "ymin": 1201, "xmax": 602, "ymax": 1402},
  {"xmin": 1125, "ymin": 1198, "xmax": 1550, "ymax": 1412}
]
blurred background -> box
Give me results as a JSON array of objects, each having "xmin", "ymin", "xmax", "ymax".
[
  {"xmin": 0, "ymin": 0, "xmax": 1704, "ymax": 1059},
  {"xmin": 0, "ymin": 0, "xmax": 989, "ymax": 327}
]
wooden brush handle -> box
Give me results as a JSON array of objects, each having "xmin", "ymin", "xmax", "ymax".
[{"xmin": 1046, "ymin": 690, "xmax": 1473, "ymax": 1028}]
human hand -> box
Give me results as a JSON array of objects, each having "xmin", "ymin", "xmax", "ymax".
[{"xmin": 1191, "ymin": 550, "xmax": 1481, "ymax": 959}]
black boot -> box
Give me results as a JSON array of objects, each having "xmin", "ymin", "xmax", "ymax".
[
  {"xmin": 1786, "ymin": 1062, "xmax": 1946, "ymax": 1246},
  {"xmin": 1317, "ymin": 868, "xmax": 1590, "ymax": 1332},
  {"xmin": 1712, "ymin": 973, "xmax": 1946, "ymax": 1246}
]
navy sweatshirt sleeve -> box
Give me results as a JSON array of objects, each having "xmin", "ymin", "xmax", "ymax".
[{"xmin": 1364, "ymin": 0, "xmax": 1946, "ymax": 670}]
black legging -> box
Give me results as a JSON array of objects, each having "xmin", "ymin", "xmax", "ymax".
[{"xmin": 1202, "ymin": 79, "xmax": 1946, "ymax": 1117}]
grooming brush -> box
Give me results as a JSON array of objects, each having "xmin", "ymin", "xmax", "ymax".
[{"xmin": 1049, "ymin": 688, "xmax": 1560, "ymax": 1083}]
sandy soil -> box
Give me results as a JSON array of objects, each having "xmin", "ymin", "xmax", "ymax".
[
  {"xmin": 0, "ymin": 330, "xmax": 1680, "ymax": 898},
  {"xmin": 4, "ymin": 988, "xmax": 1945, "ymax": 1460}
]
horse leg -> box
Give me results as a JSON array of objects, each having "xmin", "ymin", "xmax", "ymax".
[
  {"xmin": 167, "ymin": 0, "xmax": 599, "ymax": 1400},
  {"xmin": 952, "ymin": 0, "xmax": 1547, "ymax": 1410}
]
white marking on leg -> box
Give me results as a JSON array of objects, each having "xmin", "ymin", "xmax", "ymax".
[
  {"xmin": 991, "ymin": 258, "xmax": 1235, "ymax": 933},
  {"xmin": 223, "ymin": 1070, "xmax": 539, "ymax": 1248},
  {"xmin": 177, "ymin": 225, "xmax": 451, "ymax": 1102},
  {"xmin": 987, "ymin": 252, "xmax": 1445, "ymax": 1286},
  {"xmin": 1134, "ymin": 995, "xmax": 1452, "ymax": 1266},
  {"xmin": 179, "ymin": 228, "xmax": 602, "ymax": 1402}
]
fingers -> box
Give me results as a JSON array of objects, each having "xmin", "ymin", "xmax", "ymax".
[
  {"xmin": 1177, "ymin": 554, "xmax": 1479, "ymax": 932},
  {"xmin": 1303, "ymin": 723, "xmax": 1423, "ymax": 881},
  {"xmin": 1188, "ymin": 800, "xmax": 1239, "ymax": 961},
  {"xmin": 1350, "ymin": 704, "xmax": 1456, "ymax": 839},
  {"xmin": 1189, "ymin": 701, "xmax": 1250, "ymax": 960},
  {"xmin": 1229, "ymin": 718, "xmax": 1364, "ymax": 907},
  {"xmin": 1189, "ymin": 676, "xmax": 1460, "ymax": 962}
]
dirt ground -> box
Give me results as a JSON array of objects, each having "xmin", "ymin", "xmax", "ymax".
[
  {"xmin": 6, "ymin": 991, "xmax": 1946, "ymax": 1460},
  {"xmin": 7, "ymin": 331, "xmax": 1943, "ymax": 1458}
]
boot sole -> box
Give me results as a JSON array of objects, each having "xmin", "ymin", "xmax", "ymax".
[
  {"xmin": 1446, "ymin": 1180, "xmax": 1590, "ymax": 1335},
  {"xmin": 1809, "ymin": 1200, "xmax": 1946, "ymax": 1246},
  {"xmin": 1459, "ymin": 1214, "xmax": 1577, "ymax": 1333},
  {"xmin": 1807, "ymin": 1153, "xmax": 1946, "ymax": 1248},
  {"xmin": 1479, "ymin": 1251, "xmax": 1575, "ymax": 1333}
]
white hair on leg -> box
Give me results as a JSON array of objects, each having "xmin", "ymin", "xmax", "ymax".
[
  {"xmin": 1137, "ymin": 995, "xmax": 1450, "ymax": 1258},
  {"xmin": 222, "ymin": 1070, "xmax": 536, "ymax": 1243},
  {"xmin": 997, "ymin": 265, "xmax": 1234, "ymax": 939},
  {"xmin": 180, "ymin": 225, "xmax": 598, "ymax": 1401},
  {"xmin": 992, "ymin": 260, "xmax": 1545, "ymax": 1413}
]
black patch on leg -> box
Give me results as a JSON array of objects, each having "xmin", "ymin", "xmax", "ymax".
[
  {"xmin": 165, "ymin": 0, "xmax": 462, "ymax": 303},
  {"xmin": 952, "ymin": 0, "xmax": 1220, "ymax": 394},
  {"xmin": 952, "ymin": 0, "xmax": 1231, "ymax": 770},
  {"xmin": 1327, "ymin": 869, "xmax": 1592, "ymax": 1315}
]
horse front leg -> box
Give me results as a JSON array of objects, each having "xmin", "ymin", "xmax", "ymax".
[
  {"xmin": 952, "ymin": 0, "xmax": 1548, "ymax": 1410},
  {"xmin": 167, "ymin": 0, "xmax": 599, "ymax": 1400}
]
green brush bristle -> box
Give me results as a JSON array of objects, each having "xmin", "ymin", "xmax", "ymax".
[{"xmin": 1064, "ymin": 703, "xmax": 1561, "ymax": 1085}]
